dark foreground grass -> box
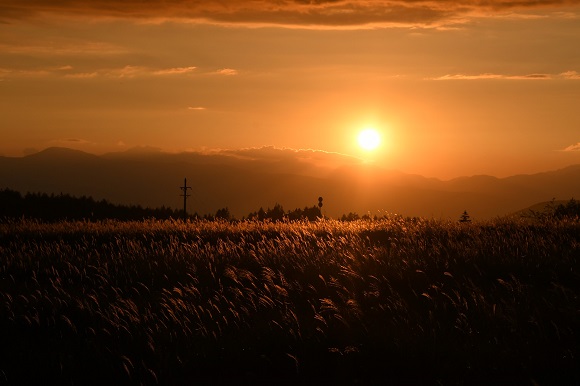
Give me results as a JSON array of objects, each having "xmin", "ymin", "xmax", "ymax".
[{"xmin": 0, "ymin": 218, "xmax": 579, "ymax": 385}]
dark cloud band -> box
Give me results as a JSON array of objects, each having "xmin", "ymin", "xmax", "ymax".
[{"xmin": 1, "ymin": 0, "xmax": 577, "ymax": 27}]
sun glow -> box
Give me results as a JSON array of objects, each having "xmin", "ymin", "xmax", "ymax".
[{"xmin": 357, "ymin": 128, "xmax": 381, "ymax": 151}]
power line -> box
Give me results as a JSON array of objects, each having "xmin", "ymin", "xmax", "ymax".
[{"xmin": 180, "ymin": 178, "xmax": 192, "ymax": 220}]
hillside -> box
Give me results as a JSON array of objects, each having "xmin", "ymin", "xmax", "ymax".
[{"xmin": 1, "ymin": 147, "xmax": 578, "ymax": 220}]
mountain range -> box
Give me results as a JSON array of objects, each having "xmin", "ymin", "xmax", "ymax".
[{"xmin": 1, "ymin": 147, "xmax": 579, "ymax": 220}]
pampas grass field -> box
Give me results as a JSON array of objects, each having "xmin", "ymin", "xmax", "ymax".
[{"xmin": 1, "ymin": 217, "xmax": 579, "ymax": 385}]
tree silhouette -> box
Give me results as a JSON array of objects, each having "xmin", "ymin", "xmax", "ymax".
[
  {"xmin": 459, "ymin": 210, "xmax": 471, "ymax": 223},
  {"xmin": 340, "ymin": 212, "xmax": 360, "ymax": 221},
  {"xmin": 0, "ymin": 188, "xmax": 183, "ymax": 222},
  {"xmin": 246, "ymin": 204, "xmax": 321, "ymax": 222},
  {"xmin": 267, "ymin": 203, "xmax": 285, "ymax": 221},
  {"xmin": 554, "ymin": 198, "xmax": 580, "ymax": 220},
  {"xmin": 215, "ymin": 207, "xmax": 232, "ymax": 221},
  {"xmin": 302, "ymin": 205, "xmax": 322, "ymax": 221}
]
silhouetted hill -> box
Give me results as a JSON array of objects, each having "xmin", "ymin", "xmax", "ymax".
[
  {"xmin": 507, "ymin": 200, "xmax": 567, "ymax": 219},
  {"xmin": 1, "ymin": 147, "xmax": 578, "ymax": 219},
  {"xmin": 26, "ymin": 146, "xmax": 101, "ymax": 161}
]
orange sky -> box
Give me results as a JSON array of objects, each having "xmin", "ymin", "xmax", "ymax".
[{"xmin": 1, "ymin": 0, "xmax": 579, "ymax": 179}]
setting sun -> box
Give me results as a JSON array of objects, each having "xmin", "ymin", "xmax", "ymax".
[{"xmin": 357, "ymin": 129, "xmax": 381, "ymax": 151}]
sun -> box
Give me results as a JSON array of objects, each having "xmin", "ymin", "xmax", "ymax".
[{"xmin": 357, "ymin": 128, "xmax": 381, "ymax": 151}]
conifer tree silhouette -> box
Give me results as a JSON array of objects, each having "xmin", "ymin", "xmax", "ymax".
[{"xmin": 459, "ymin": 210, "xmax": 471, "ymax": 223}]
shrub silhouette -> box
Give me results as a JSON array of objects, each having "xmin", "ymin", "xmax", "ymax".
[{"xmin": 554, "ymin": 198, "xmax": 580, "ymax": 220}]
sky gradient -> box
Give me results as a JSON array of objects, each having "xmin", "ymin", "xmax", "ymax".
[{"xmin": 1, "ymin": 0, "xmax": 579, "ymax": 179}]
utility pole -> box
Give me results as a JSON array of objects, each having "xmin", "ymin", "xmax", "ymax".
[{"xmin": 180, "ymin": 178, "xmax": 192, "ymax": 221}]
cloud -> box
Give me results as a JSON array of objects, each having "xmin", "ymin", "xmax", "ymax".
[
  {"xmin": 108, "ymin": 65, "xmax": 196, "ymax": 77},
  {"xmin": 214, "ymin": 68, "xmax": 238, "ymax": 76},
  {"xmin": 214, "ymin": 146, "xmax": 362, "ymax": 165},
  {"xmin": 1, "ymin": 0, "xmax": 577, "ymax": 29},
  {"xmin": 562, "ymin": 142, "xmax": 580, "ymax": 151},
  {"xmin": 433, "ymin": 71, "xmax": 580, "ymax": 81},
  {"xmin": 432, "ymin": 72, "xmax": 560, "ymax": 80},
  {"xmin": 0, "ymin": 41, "xmax": 127, "ymax": 56},
  {"xmin": 49, "ymin": 138, "xmax": 94, "ymax": 145},
  {"xmin": 64, "ymin": 72, "xmax": 99, "ymax": 79},
  {"xmin": 0, "ymin": 64, "xmax": 199, "ymax": 79},
  {"xmin": 0, "ymin": 67, "xmax": 51, "ymax": 77},
  {"xmin": 153, "ymin": 66, "xmax": 197, "ymax": 75},
  {"xmin": 561, "ymin": 70, "xmax": 580, "ymax": 79},
  {"xmin": 187, "ymin": 106, "xmax": 207, "ymax": 111}
]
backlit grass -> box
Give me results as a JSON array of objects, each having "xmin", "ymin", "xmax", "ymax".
[{"xmin": 1, "ymin": 217, "xmax": 579, "ymax": 384}]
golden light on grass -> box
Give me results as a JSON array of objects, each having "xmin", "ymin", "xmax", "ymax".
[{"xmin": 2, "ymin": 218, "xmax": 579, "ymax": 383}]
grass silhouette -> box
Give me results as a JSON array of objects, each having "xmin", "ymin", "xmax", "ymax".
[{"xmin": 1, "ymin": 217, "xmax": 579, "ymax": 385}]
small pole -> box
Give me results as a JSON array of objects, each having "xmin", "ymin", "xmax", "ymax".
[{"xmin": 180, "ymin": 178, "xmax": 192, "ymax": 220}]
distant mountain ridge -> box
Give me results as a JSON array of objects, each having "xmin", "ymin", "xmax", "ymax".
[{"xmin": 1, "ymin": 147, "xmax": 578, "ymax": 220}]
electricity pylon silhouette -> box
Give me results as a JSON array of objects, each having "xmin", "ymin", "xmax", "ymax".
[{"xmin": 180, "ymin": 178, "xmax": 192, "ymax": 221}]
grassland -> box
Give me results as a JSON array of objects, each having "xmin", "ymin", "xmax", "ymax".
[{"xmin": 1, "ymin": 218, "xmax": 579, "ymax": 385}]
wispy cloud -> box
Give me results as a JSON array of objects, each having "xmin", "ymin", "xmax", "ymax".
[
  {"xmin": 0, "ymin": 64, "xmax": 201, "ymax": 79},
  {"xmin": 153, "ymin": 66, "xmax": 197, "ymax": 75},
  {"xmin": 214, "ymin": 68, "xmax": 238, "ymax": 76},
  {"xmin": 105, "ymin": 65, "xmax": 196, "ymax": 78},
  {"xmin": 1, "ymin": 0, "xmax": 577, "ymax": 29},
  {"xmin": 51, "ymin": 138, "xmax": 92, "ymax": 144},
  {"xmin": 216, "ymin": 146, "xmax": 360, "ymax": 164},
  {"xmin": 48, "ymin": 138, "xmax": 96, "ymax": 148},
  {"xmin": 432, "ymin": 71, "xmax": 580, "ymax": 81},
  {"xmin": 187, "ymin": 106, "xmax": 207, "ymax": 111},
  {"xmin": 0, "ymin": 67, "xmax": 51, "ymax": 77},
  {"xmin": 0, "ymin": 41, "xmax": 127, "ymax": 56},
  {"xmin": 561, "ymin": 70, "xmax": 580, "ymax": 79},
  {"xmin": 562, "ymin": 142, "xmax": 580, "ymax": 151},
  {"xmin": 64, "ymin": 72, "xmax": 99, "ymax": 79}
]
